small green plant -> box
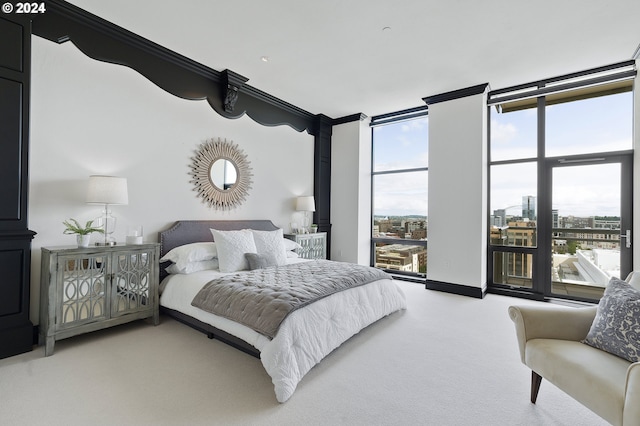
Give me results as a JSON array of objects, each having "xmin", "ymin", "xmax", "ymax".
[{"xmin": 62, "ymin": 219, "xmax": 104, "ymax": 236}]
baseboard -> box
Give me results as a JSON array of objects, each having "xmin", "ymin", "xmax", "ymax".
[{"xmin": 425, "ymin": 279, "xmax": 486, "ymax": 299}]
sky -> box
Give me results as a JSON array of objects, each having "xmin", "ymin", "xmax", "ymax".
[
  {"xmin": 490, "ymin": 91, "xmax": 632, "ymax": 218},
  {"xmin": 372, "ymin": 117, "xmax": 428, "ymax": 217},
  {"xmin": 372, "ymin": 91, "xmax": 632, "ymax": 219}
]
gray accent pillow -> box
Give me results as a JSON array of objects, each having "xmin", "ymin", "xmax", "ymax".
[
  {"xmin": 245, "ymin": 252, "xmax": 278, "ymax": 270},
  {"xmin": 583, "ymin": 278, "xmax": 640, "ymax": 363}
]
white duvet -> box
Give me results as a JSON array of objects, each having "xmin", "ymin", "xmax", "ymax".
[{"xmin": 159, "ymin": 259, "xmax": 407, "ymax": 402}]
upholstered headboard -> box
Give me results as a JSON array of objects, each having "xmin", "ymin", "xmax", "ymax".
[{"xmin": 158, "ymin": 220, "xmax": 280, "ymax": 280}]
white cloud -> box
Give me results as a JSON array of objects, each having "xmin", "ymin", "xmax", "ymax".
[
  {"xmin": 400, "ymin": 117, "xmax": 428, "ymax": 133},
  {"xmin": 373, "ymin": 172, "xmax": 428, "ymax": 216},
  {"xmin": 490, "ymin": 119, "xmax": 517, "ymax": 145}
]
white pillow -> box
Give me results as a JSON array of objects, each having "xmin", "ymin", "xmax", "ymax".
[
  {"xmin": 210, "ymin": 229, "xmax": 257, "ymax": 272},
  {"xmin": 283, "ymin": 238, "xmax": 302, "ymax": 251},
  {"xmin": 159, "ymin": 242, "xmax": 217, "ymax": 270},
  {"xmin": 165, "ymin": 259, "xmax": 219, "ymax": 274},
  {"xmin": 250, "ymin": 229, "xmax": 287, "ymax": 266}
]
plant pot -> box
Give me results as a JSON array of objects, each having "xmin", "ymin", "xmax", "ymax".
[{"xmin": 76, "ymin": 234, "xmax": 91, "ymax": 248}]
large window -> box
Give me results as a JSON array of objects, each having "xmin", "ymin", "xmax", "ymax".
[
  {"xmin": 371, "ymin": 109, "xmax": 428, "ymax": 279},
  {"xmin": 488, "ymin": 61, "xmax": 635, "ymax": 302}
]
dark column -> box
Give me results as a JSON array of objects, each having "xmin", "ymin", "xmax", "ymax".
[
  {"xmin": 0, "ymin": 15, "xmax": 36, "ymax": 359},
  {"xmin": 313, "ymin": 114, "xmax": 332, "ymax": 258}
]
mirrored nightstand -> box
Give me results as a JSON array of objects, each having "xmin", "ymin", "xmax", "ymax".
[{"xmin": 284, "ymin": 232, "xmax": 327, "ymax": 260}]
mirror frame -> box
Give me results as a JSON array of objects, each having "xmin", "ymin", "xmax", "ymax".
[{"xmin": 190, "ymin": 138, "xmax": 253, "ymax": 210}]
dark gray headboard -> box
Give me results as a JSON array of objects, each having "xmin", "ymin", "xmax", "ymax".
[{"xmin": 158, "ymin": 220, "xmax": 280, "ymax": 280}]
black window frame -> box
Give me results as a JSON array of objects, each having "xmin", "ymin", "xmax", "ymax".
[
  {"xmin": 487, "ymin": 60, "xmax": 636, "ymax": 303},
  {"xmin": 370, "ymin": 106, "xmax": 429, "ymax": 283}
]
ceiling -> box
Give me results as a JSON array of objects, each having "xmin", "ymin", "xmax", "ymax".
[{"xmin": 66, "ymin": 0, "xmax": 640, "ymax": 119}]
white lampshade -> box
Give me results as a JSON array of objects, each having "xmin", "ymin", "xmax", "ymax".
[
  {"xmin": 86, "ymin": 175, "xmax": 129, "ymax": 205},
  {"xmin": 296, "ymin": 196, "xmax": 315, "ymax": 212}
]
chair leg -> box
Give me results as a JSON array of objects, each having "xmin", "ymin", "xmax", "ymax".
[{"xmin": 531, "ymin": 371, "xmax": 542, "ymax": 403}]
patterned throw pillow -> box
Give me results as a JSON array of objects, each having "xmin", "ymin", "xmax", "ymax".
[
  {"xmin": 250, "ymin": 229, "xmax": 287, "ymax": 266},
  {"xmin": 583, "ymin": 278, "xmax": 640, "ymax": 363}
]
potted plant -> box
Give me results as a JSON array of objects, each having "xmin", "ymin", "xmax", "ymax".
[{"xmin": 63, "ymin": 218, "xmax": 104, "ymax": 248}]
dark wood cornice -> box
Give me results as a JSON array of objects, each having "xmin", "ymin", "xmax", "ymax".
[
  {"xmin": 32, "ymin": 0, "xmax": 318, "ymax": 134},
  {"xmin": 422, "ymin": 83, "xmax": 490, "ymax": 105},
  {"xmin": 332, "ymin": 113, "xmax": 367, "ymax": 126}
]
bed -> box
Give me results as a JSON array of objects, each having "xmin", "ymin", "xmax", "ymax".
[{"xmin": 158, "ymin": 220, "xmax": 407, "ymax": 402}]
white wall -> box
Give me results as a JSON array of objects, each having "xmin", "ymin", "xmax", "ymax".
[
  {"xmin": 330, "ymin": 118, "xmax": 372, "ymax": 265},
  {"xmin": 634, "ymin": 59, "xmax": 640, "ymax": 271},
  {"xmin": 426, "ymin": 89, "xmax": 488, "ymax": 291},
  {"xmin": 28, "ymin": 37, "xmax": 314, "ymax": 323}
]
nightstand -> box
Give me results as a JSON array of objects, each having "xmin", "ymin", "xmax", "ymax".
[
  {"xmin": 39, "ymin": 243, "xmax": 160, "ymax": 356},
  {"xmin": 284, "ymin": 232, "xmax": 327, "ymax": 259}
]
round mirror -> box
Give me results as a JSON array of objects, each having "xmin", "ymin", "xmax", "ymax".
[
  {"xmin": 210, "ymin": 159, "xmax": 238, "ymax": 190},
  {"xmin": 190, "ymin": 138, "xmax": 253, "ymax": 210}
]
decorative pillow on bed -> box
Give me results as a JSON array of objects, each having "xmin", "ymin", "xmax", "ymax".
[
  {"xmin": 250, "ymin": 229, "xmax": 287, "ymax": 266},
  {"xmin": 245, "ymin": 252, "xmax": 279, "ymax": 270},
  {"xmin": 210, "ymin": 229, "xmax": 257, "ymax": 272},
  {"xmin": 582, "ymin": 278, "xmax": 640, "ymax": 363},
  {"xmin": 165, "ymin": 259, "xmax": 219, "ymax": 274},
  {"xmin": 159, "ymin": 242, "xmax": 218, "ymax": 270},
  {"xmin": 283, "ymin": 238, "xmax": 302, "ymax": 251}
]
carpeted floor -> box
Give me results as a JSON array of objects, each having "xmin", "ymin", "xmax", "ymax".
[{"xmin": 0, "ymin": 282, "xmax": 608, "ymax": 425}]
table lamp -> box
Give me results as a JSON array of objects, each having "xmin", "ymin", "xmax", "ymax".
[
  {"xmin": 295, "ymin": 195, "xmax": 315, "ymax": 233},
  {"xmin": 86, "ymin": 175, "xmax": 128, "ymax": 245}
]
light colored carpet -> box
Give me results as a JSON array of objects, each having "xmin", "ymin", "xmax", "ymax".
[{"xmin": 0, "ymin": 282, "xmax": 608, "ymax": 425}]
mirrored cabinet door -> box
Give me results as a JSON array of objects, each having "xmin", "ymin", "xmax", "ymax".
[
  {"xmin": 112, "ymin": 250, "xmax": 153, "ymax": 317},
  {"xmin": 284, "ymin": 233, "xmax": 327, "ymax": 260},
  {"xmin": 57, "ymin": 253, "xmax": 109, "ymax": 329}
]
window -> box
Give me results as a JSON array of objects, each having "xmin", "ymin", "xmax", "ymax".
[
  {"xmin": 371, "ymin": 108, "xmax": 428, "ymax": 279},
  {"xmin": 488, "ymin": 61, "xmax": 635, "ymax": 302}
]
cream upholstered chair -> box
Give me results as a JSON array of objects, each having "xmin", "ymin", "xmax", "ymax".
[{"xmin": 509, "ymin": 301, "xmax": 640, "ymax": 426}]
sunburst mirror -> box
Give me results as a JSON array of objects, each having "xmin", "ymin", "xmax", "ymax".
[{"xmin": 190, "ymin": 138, "xmax": 253, "ymax": 210}]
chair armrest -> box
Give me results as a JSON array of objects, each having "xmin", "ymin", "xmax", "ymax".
[
  {"xmin": 624, "ymin": 362, "xmax": 640, "ymax": 426},
  {"xmin": 508, "ymin": 305, "xmax": 597, "ymax": 364}
]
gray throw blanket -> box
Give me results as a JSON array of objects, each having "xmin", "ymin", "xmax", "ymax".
[{"xmin": 191, "ymin": 260, "xmax": 390, "ymax": 339}]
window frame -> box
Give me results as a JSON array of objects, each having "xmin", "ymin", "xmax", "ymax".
[
  {"xmin": 487, "ymin": 61, "xmax": 635, "ymax": 302},
  {"xmin": 370, "ymin": 106, "xmax": 429, "ymax": 282}
]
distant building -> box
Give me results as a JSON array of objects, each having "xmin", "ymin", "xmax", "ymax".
[
  {"xmin": 405, "ymin": 221, "xmax": 426, "ymax": 240},
  {"xmin": 593, "ymin": 217, "xmax": 620, "ymax": 230},
  {"xmin": 375, "ymin": 244, "xmax": 426, "ymax": 273},
  {"xmin": 492, "ymin": 209, "xmax": 622, "ymax": 289},
  {"xmin": 492, "ymin": 209, "xmax": 506, "ymax": 228},
  {"xmin": 411, "ymin": 229, "xmax": 427, "ymax": 240},
  {"xmin": 522, "ymin": 195, "xmax": 536, "ymax": 220},
  {"xmin": 562, "ymin": 215, "xmax": 591, "ymax": 229}
]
